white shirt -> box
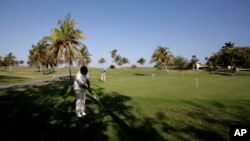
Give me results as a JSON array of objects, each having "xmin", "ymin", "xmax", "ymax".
[{"xmin": 74, "ymin": 71, "xmax": 89, "ymax": 90}]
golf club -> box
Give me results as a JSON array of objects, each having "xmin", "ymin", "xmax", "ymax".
[{"xmin": 87, "ymin": 91, "xmax": 107, "ymax": 111}]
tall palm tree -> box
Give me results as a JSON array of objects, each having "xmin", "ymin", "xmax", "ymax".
[
  {"xmin": 48, "ymin": 13, "xmax": 86, "ymax": 78},
  {"xmin": 3, "ymin": 53, "xmax": 16, "ymax": 71},
  {"xmin": 150, "ymin": 46, "xmax": 173, "ymax": 71}
]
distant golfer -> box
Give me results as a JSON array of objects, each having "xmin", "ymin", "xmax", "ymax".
[
  {"xmin": 101, "ymin": 68, "xmax": 107, "ymax": 82},
  {"xmin": 74, "ymin": 66, "xmax": 92, "ymax": 117}
]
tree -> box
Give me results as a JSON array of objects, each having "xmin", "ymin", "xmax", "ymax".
[
  {"xmin": 114, "ymin": 55, "xmax": 122, "ymax": 64},
  {"xmin": 174, "ymin": 56, "xmax": 189, "ymax": 70},
  {"xmin": 3, "ymin": 53, "xmax": 16, "ymax": 71},
  {"xmin": 0, "ymin": 56, "xmax": 3, "ymax": 67},
  {"xmin": 76, "ymin": 46, "xmax": 91, "ymax": 66},
  {"xmin": 206, "ymin": 42, "xmax": 250, "ymax": 70},
  {"xmin": 115, "ymin": 55, "xmax": 123, "ymax": 67},
  {"xmin": 219, "ymin": 42, "xmax": 235, "ymax": 67},
  {"xmin": 137, "ymin": 58, "xmax": 146, "ymax": 66},
  {"xmin": 111, "ymin": 49, "xmax": 117, "ymax": 59},
  {"xmin": 121, "ymin": 57, "xmax": 129, "ymax": 65},
  {"xmin": 190, "ymin": 55, "xmax": 199, "ymax": 70},
  {"xmin": 113, "ymin": 56, "xmax": 129, "ymax": 67},
  {"xmin": 236, "ymin": 47, "xmax": 250, "ymax": 68},
  {"xmin": 48, "ymin": 13, "xmax": 86, "ymax": 79},
  {"xmin": 205, "ymin": 53, "xmax": 220, "ymax": 70},
  {"xmin": 110, "ymin": 49, "xmax": 129, "ymax": 67},
  {"xmin": 19, "ymin": 60, "xmax": 24, "ymax": 65},
  {"xmin": 150, "ymin": 46, "xmax": 173, "ymax": 70},
  {"xmin": 98, "ymin": 57, "xmax": 106, "ymax": 64},
  {"xmin": 28, "ymin": 40, "xmax": 48, "ymax": 74}
]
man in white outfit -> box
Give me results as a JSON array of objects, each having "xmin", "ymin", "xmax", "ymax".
[
  {"xmin": 74, "ymin": 66, "xmax": 92, "ymax": 117},
  {"xmin": 100, "ymin": 68, "xmax": 107, "ymax": 81}
]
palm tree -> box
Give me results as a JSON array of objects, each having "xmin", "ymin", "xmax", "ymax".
[
  {"xmin": 137, "ymin": 58, "xmax": 146, "ymax": 66},
  {"xmin": 190, "ymin": 55, "xmax": 199, "ymax": 71},
  {"xmin": 220, "ymin": 42, "xmax": 235, "ymax": 67},
  {"xmin": 29, "ymin": 40, "xmax": 48, "ymax": 74},
  {"xmin": 111, "ymin": 49, "xmax": 117, "ymax": 59},
  {"xmin": 222, "ymin": 42, "xmax": 234, "ymax": 49},
  {"xmin": 48, "ymin": 13, "xmax": 86, "ymax": 79},
  {"xmin": 76, "ymin": 46, "xmax": 91, "ymax": 66},
  {"xmin": 98, "ymin": 57, "xmax": 106, "ymax": 64},
  {"xmin": 3, "ymin": 53, "xmax": 16, "ymax": 71},
  {"xmin": 150, "ymin": 46, "xmax": 173, "ymax": 71},
  {"xmin": 114, "ymin": 55, "xmax": 123, "ymax": 67},
  {"xmin": 45, "ymin": 53, "xmax": 58, "ymax": 71},
  {"xmin": 121, "ymin": 57, "xmax": 129, "ymax": 65},
  {"xmin": 114, "ymin": 55, "xmax": 122, "ymax": 63}
]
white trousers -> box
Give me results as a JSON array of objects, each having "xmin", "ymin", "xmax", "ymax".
[
  {"xmin": 101, "ymin": 73, "xmax": 106, "ymax": 81},
  {"xmin": 74, "ymin": 89, "xmax": 86, "ymax": 113}
]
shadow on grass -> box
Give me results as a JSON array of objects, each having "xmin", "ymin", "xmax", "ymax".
[
  {"xmin": 0, "ymin": 75, "xmax": 28, "ymax": 84},
  {"xmin": 210, "ymin": 72, "xmax": 234, "ymax": 76},
  {"xmin": 3, "ymin": 79, "xmax": 248, "ymax": 140},
  {"xmin": 134, "ymin": 73, "xmax": 146, "ymax": 76},
  {"xmin": 210, "ymin": 71, "xmax": 250, "ymax": 77},
  {"xmin": 0, "ymin": 80, "xmax": 165, "ymax": 141}
]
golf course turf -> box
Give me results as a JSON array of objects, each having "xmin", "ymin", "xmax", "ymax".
[{"xmin": 0, "ymin": 67, "xmax": 250, "ymax": 141}]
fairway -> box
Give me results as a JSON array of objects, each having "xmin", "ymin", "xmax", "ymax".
[{"xmin": 0, "ymin": 68, "xmax": 250, "ymax": 141}]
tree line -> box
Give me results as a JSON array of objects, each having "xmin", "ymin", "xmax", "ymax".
[
  {"xmin": 101, "ymin": 43, "xmax": 249, "ymax": 71},
  {"xmin": 0, "ymin": 53, "xmax": 24, "ymax": 70},
  {"xmin": 2, "ymin": 13, "xmax": 250, "ymax": 74},
  {"xmin": 98, "ymin": 47, "xmax": 199, "ymax": 71},
  {"xmin": 206, "ymin": 42, "xmax": 250, "ymax": 70},
  {"xmin": 148, "ymin": 42, "xmax": 250, "ymax": 71}
]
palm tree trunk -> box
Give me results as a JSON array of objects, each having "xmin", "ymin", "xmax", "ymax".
[
  {"xmin": 163, "ymin": 63, "xmax": 169, "ymax": 74},
  {"xmin": 68, "ymin": 52, "xmax": 73, "ymax": 80},
  {"xmin": 39, "ymin": 62, "xmax": 43, "ymax": 75},
  {"xmin": 69, "ymin": 63, "xmax": 72, "ymax": 80}
]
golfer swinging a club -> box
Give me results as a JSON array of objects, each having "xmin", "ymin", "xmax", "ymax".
[{"xmin": 74, "ymin": 66, "xmax": 92, "ymax": 117}]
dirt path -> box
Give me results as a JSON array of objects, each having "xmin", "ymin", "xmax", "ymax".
[{"xmin": 0, "ymin": 75, "xmax": 71, "ymax": 91}]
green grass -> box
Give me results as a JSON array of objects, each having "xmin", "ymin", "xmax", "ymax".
[
  {"xmin": 0, "ymin": 66, "xmax": 80, "ymax": 85},
  {"xmin": 0, "ymin": 67, "xmax": 250, "ymax": 140}
]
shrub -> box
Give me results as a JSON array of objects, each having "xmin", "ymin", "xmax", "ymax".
[
  {"xmin": 109, "ymin": 65, "xmax": 115, "ymax": 69},
  {"xmin": 131, "ymin": 65, "xmax": 137, "ymax": 69}
]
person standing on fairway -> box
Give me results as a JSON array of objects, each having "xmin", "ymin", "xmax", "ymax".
[
  {"xmin": 74, "ymin": 66, "xmax": 92, "ymax": 117},
  {"xmin": 100, "ymin": 68, "xmax": 107, "ymax": 82}
]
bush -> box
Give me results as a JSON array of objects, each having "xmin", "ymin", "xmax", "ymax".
[
  {"xmin": 109, "ymin": 65, "xmax": 115, "ymax": 69},
  {"xmin": 131, "ymin": 65, "xmax": 137, "ymax": 69}
]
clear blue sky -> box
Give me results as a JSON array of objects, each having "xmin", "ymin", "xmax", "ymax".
[{"xmin": 1, "ymin": 0, "xmax": 250, "ymax": 67}]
